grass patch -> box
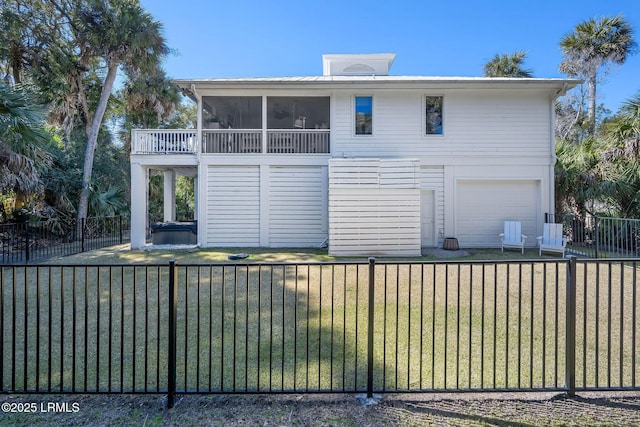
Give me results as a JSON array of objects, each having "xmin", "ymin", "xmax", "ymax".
[{"xmin": 3, "ymin": 251, "xmax": 638, "ymax": 394}]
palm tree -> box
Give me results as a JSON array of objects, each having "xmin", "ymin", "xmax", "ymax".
[
  {"xmin": 559, "ymin": 15, "xmax": 637, "ymax": 133},
  {"xmin": 72, "ymin": 0, "xmax": 169, "ymax": 222},
  {"xmin": 483, "ymin": 51, "xmax": 533, "ymax": 77},
  {"xmin": 597, "ymin": 92, "xmax": 640, "ymax": 218},
  {"xmin": 0, "ymin": 83, "xmax": 51, "ymax": 200},
  {"xmin": 554, "ymin": 137, "xmax": 601, "ymax": 217}
]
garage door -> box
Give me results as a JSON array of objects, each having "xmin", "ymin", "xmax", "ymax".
[
  {"xmin": 269, "ymin": 166, "xmax": 327, "ymax": 247},
  {"xmin": 456, "ymin": 180, "xmax": 539, "ymax": 248},
  {"xmin": 206, "ymin": 166, "xmax": 260, "ymax": 246}
]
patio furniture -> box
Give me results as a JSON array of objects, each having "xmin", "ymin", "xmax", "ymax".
[
  {"xmin": 537, "ymin": 223, "xmax": 567, "ymax": 257},
  {"xmin": 499, "ymin": 221, "xmax": 527, "ymax": 254}
]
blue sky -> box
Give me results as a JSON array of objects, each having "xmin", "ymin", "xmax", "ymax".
[{"xmin": 140, "ymin": 0, "xmax": 640, "ymax": 113}]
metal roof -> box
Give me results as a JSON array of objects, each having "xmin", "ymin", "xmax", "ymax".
[{"xmin": 173, "ymin": 75, "xmax": 582, "ymax": 99}]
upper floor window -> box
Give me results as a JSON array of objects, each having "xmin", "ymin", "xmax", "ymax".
[
  {"xmin": 355, "ymin": 96, "xmax": 373, "ymax": 135},
  {"xmin": 426, "ymin": 96, "xmax": 443, "ymax": 135}
]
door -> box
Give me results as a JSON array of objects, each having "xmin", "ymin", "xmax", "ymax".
[{"xmin": 421, "ymin": 190, "xmax": 435, "ymax": 247}]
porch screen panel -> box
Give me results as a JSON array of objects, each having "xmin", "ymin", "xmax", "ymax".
[
  {"xmin": 267, "ymin": 97, "xmax": 330, "ymax": 129},
  {"xmin": 202, "ymin": 96, "xmax": 262, "ymax": 129}
]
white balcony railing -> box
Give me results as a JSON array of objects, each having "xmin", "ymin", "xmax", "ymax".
[
  {"xmin": 202, "ymin": 129, "xmax": 262, "ymax": 153},
  {"xmin": 131, "ymin": 129, "xmax": 198, "ymax": 154},
  {"xmin": 267, "ymin": 130, "xmax": 330, "ymax": 153},
  {"xmin": 131, "ymin": 129, "xmax": 330, "ymax": 154}
]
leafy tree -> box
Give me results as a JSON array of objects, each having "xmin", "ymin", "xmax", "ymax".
[
  {"xmin": 483, "ymin": 51, "xmax": 533, "ymax": 77},
  {"xmin": 115, "ymin": 66, "xmax": 181, "ymax": 153},
  {"xmin": 0, "ymin": 0, "xmax": 171, "ymax": 222},
  {"xmin": 559, "ymin": 15, "xmax": 637, "ymax": 133},
  {"xmin": 73, "ymin": 0, "xmax": 170, "ymax": 223}
]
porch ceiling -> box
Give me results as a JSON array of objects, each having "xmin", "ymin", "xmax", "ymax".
[{"xmin": 152, "ymin": 166, "xmax": 197, "ymax": 178}]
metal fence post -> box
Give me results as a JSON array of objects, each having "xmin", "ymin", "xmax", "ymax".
[
  {"xmin": 24, "ymin": 222, "xmax": 30, "ymax": 263},
  {"xmin": 119, "ymin": 216, "xmax": 123, "ymax": 244},
  {"xmin": 167, "ymin": 260, "xmax": 178, "ymax": 408},
  {"xmin": 81, "ymin": 218, "xmax": 86, "ymax": 253},
  {"xmin": 566, "ymin": 255, "xmax": 577, "ymax": 396},
  {"xmin": 594, "ymin": 216, "xmax": 600, "ymax": 259},
  {"xmin": 367, "ymin": 257, "xmax": 375, "ymax": 399}
]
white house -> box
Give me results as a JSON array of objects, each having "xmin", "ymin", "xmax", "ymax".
[{"xmin": 130, "ymin": 53, "xmax": 580, "ymax": 256}]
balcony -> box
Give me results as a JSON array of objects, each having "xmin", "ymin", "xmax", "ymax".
[
  {"xmin": 132, "ymin": 129, "xmax": 330, "ymax": 154},
  {"xmin": 131, "ymin": 129, "xmax": 198, "ymax": 154}
]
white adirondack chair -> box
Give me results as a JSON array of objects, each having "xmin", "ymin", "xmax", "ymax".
[
  {"xmin": 537, "ymin": 223, "xmax": 568, "ymax": 257},
  {"xmin": 499, "ymin": 221, "xmax": 527, "ymax": 254}
]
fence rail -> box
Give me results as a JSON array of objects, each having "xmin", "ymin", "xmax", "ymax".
[
  {"xmin": 1, "ymin": 258, "xmax": 638, "ymax": 407},
  {"xmin": 547, "ymin": 213, "xmax": 640, "ymax": 258},
  {"xmin": 0, "ymin": 216, "xmax": 130, "ymax": 264}
]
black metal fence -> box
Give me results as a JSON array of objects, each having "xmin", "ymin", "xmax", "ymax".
[
  {"xmin": 1, "ymin": 258, "xmax": 638, "ymax": 407},
  {"xmin": 0, "ymin": 216, "xmax": 130, "ymax": 264},
  {"xmin": 546, "ymin": 213, "xmax": 640, "ymax": 258}
]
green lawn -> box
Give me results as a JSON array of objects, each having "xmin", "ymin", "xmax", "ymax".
[{"xmin": 2, "ymin": 247, "xmax": 638, "ymax": 395}]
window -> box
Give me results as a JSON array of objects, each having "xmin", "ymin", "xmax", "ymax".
[
  {"xmin": 355, "ymin": 96, "xmax": 372, "ymax": 135},
  {"xmin": 425, "ymin": 96, "xmax": 443, "ymax": 135}
]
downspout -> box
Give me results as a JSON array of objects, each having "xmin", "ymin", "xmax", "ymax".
[
  {"xmin": 549, "ymin": 83, "xmax": 568, "ymax": 217},
  {"xmin": 550, "ymin": 94, "xmax": 557, "ymax": 218}
]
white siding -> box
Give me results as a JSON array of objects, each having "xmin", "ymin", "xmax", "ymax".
[
  {"xmin": 331, "ymin": 90, "xmax": 552, "ymax": 162},
  {"xmin": 421, "ymin": 166, "xmax": 444, "ymax": 244},
  {"xmin": 269, "ymin": 166, "xmax": 328, "ymax": 247},
  {"xmin": 456, "ymin": 180, "xmax": 540, "ymax": 248},
  {"xmin": 328, "ymin": 159, "xmax": 421, "ymax": 256},
  {"xmin": 206, "ymin": 166, "xmax": 260, "ymax": 246},
  {"xmin": 329, "ymin": 189, "xmax": 420, "ymax": 256}
]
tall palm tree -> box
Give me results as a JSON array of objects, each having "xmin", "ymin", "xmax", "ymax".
[
  {"xmin": 483, "ymin": 51, "xmax": 533, "ymax": 77},
  {"xmin": 72, "ymin": 0, "xmax": 169, "ymax": 222},
  {"xmin": 559, "ymin": 15, "xmax": 637, "ymax": 133}
]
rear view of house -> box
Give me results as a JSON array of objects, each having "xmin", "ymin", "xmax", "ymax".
[{"xmin": 130, "ymin": 54, "xmax": 579, "ymax": 256}]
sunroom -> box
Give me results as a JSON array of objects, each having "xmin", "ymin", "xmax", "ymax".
[{"xmin": 131, "ymin": 95, "xmax": 331, "ymax": 155}]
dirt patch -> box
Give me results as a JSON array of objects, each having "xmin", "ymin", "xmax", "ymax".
[{"xmin": 1, "ymin": 392, "xmax": 639, "ymax": 426}]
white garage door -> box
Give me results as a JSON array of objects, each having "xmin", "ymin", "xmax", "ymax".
[
  {"xmin": 456, "ymin": 180, "xmax": 539, "ymax": 248},
  {"xmin": 206, "ymin": 166, "xmax": 260, "ymax": 246},
  {"xmin": 269, "ymin": 166, "xmax": 327, "ymax": 247}
]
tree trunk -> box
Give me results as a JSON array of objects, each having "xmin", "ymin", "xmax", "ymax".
[
  {"xmin": 77, "ymin": 62, "xmax": 118, "ymax": 222},
  {"xmin": 587, "ymin": 76, "xmax": 597, "ymax": 134}
]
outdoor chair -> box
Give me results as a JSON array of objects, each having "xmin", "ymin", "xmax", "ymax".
[
  {"xmin": 537, "ymin": 223, "xmax": 568, "ymax": 257},
  {"xmin": 499, "ymin": 221, "xmax": 527, "ymax": 254}
]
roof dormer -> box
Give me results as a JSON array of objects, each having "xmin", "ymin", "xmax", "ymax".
[{"xmin": 322, "ymin": 53, "xmax": 396, "ymax": 76}]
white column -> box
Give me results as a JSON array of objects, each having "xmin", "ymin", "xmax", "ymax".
[
  {"xmin": 163, "ymin": 170, "xmax": 176, "ymax": 222},
  {"xmin": 130, "ymin": 162, "xmax": 148, "ymax": 249},
  {"xmin": 193, "ymin": 177, "xmax": 198, "ymax": 221}
]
